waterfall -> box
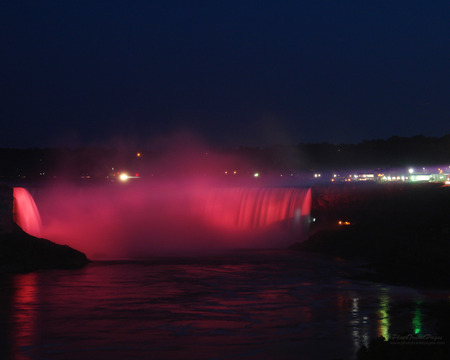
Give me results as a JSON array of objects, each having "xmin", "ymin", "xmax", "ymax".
[
  {"xmin": 13, "ymin": 187, "xmax": 42, "ymax": 237},
  {"xmin": 202, "ymin": 187, "xmax": 311, "ymax": 232},
  {"xmin": 34, "ymin": 184, "xmax": 311, "ymax": 257}
]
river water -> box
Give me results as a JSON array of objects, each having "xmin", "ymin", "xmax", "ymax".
[{"xmin": 0, "ymin": 250, "xmax": 447, "ymax": 360}]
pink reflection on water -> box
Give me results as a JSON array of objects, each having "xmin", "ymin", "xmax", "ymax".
[{"xmin": 12, "ymin": 273, "xmax": 38, "ymax": 360}]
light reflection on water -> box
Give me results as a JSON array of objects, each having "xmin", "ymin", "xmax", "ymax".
[
  {"xmin": 377, "ymin": 289, "xmax": 391, "ymax": 340},
  {"xmin": 413, "ymin": 301, "xmax": 422, "ymax": 335},
  {"xmin": 1, "ymin": 250, "xmax": 447, "ymax": 360},
  {"xmin": 12, "ymin": 273, "xmax": 38, "ymax": 360}
]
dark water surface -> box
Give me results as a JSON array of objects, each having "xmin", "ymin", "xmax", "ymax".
[{"xmin": 0, "ymin": 250, "xmax": 448, "ymax": 360}]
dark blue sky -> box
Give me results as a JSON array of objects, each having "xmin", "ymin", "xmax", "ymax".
[{"xmin": 1, "ymin": 1, "xmax": 449, "ymax": 148}]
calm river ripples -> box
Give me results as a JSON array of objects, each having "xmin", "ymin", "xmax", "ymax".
[{"xmin": 0, "ymin": 250, "xmax": 448, "ymax": 359}]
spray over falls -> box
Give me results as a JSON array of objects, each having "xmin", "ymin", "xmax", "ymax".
[{"xmin": 25, "ymin": 183, "xmax": 311, "ymax": 258}]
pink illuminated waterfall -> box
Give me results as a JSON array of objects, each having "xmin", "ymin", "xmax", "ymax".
[
  {"xmin": 201, "ymin": 187, "xmax": 311, "ymax": 231},
  {"xmin": 34, "ymin": 184, "xmax": 312, "ymax": 257},
  {"xmin": 13, "ymin": 187, "xmax": 42, "ymax": 237}
]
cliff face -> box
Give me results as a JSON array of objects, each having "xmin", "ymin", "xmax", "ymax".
[
  {"xmin": 0, "ymin": 184, "xmax": 88, "ymax": 273},
  {"xmin": 0, "ymin": 184, "xmax": 13, "ymax": 234}
]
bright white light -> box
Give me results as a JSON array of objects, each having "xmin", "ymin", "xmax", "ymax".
[
  {"xmin": 119, "ymin": 173, "xmax": 128, "ymax": 181},
  {"xmin": 253, "ymin": 172, "xmax": 259, "ymax": 178},
  {"xmin": 415, "ymin": 175, "xmax": 431, "ymax": 181},
  {"xmin": 408, "ymin": 168, "xmax": 414, "ymax": 174}
]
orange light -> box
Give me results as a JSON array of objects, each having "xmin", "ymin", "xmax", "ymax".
[
  {"xmin": 338, "ymin": 220, "xmax": 351, "ymax": 226},
  {"xmin": 136, "ymin": 152, "xmax": 141, "ymax": 158}
]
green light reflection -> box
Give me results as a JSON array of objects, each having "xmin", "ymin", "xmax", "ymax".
[
  {"xmin": 377, "ymin": 289, "xmax": 390, "ymax": 340},
  {"xmin": 413, "ymin": 301, "xmax": 422, "ymax": 335}
]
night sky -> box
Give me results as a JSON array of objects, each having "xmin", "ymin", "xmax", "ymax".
[{"xmin": 1, "ymin": 1, "xmax": 449, "ymax": 149}]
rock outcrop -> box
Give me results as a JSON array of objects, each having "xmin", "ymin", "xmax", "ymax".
[
  {"xmin": 0, "ymin": 225, "xmax": 89, "ymax": 273},
  {"xmin": 0, "ymin": 184, "xmax": 89, "ymax": 273}
]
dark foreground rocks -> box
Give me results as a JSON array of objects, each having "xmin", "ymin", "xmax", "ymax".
[{"xmin": 0, "ymin": 225, "xmax": 89, "ymax": 273}]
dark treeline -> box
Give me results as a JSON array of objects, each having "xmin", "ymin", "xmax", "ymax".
[
  {"xmin": 238, "ymin": 134, "xmax": 450, "ymax": 172},
  {"xmin": 1, "ymin": 134, "xmax": 450, "ymax": 180}
]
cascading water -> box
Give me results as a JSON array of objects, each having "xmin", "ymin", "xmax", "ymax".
[
  {"xmin": 37, "ymin": 183, "xmax": 312, "ymax": 257},
  {"xmin": 201, "ymin": 187, "xmax": 311, "ymax": 231},
  {"xmin": 13, "ymin": 187, "xmax": 42, "ymax": 237}
]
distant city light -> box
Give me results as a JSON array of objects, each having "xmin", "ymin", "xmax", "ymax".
[
  {"xmin": 253, "ymin": 172, "xmax": 259, "ymax": 178},
  {"xmin": 338, "ymin": 220, "xmax": 351, "ymax": 226},
  {"xmin": 119, "ymin": 173, "xmax": 129, "ymax": 181},
  {"xmin": 408, "ymin": 168, "xmax": 414, "ymax": 174}
]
